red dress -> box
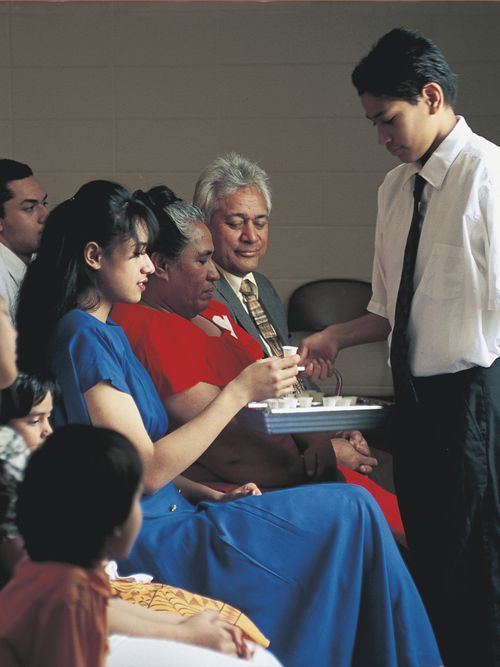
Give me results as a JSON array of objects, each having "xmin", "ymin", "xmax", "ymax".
[
  {"xmin": 112, "ymin": 300, "xmax": 405, "ymax": 545},
  {"xmin": 114, "ymin": 300, "xmax": 263, "ymax": 398}
]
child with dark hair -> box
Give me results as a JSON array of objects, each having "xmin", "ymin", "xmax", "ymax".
[
  {"xmin": 0, "ymin": 371, "xmax": 56, "ymax": 584},
  {"xmin": 0, "ymin": 424, "xmax": 143, "ymax": 667},
  {"xmin": 0, "ymin": 296, "xmax": 30, "ymax": 586},
  {"xmin": 0, "ymin": 372, "xmax": 56, "ymax": 451},
  {"xmin": 301, "ymin": 27, "xmax": 500, "ymax": 667}
]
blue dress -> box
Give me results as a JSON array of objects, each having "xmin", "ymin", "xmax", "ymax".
[{"xmin": 50, "ymin": 310, "xmax": 442, "ymax": 667}]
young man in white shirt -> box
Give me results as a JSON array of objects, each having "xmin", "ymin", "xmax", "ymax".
[
  {"xmin": 0, "ymin": 160, "xmax": 48, "ymax": 322},
  {"xmin": 300, "ymin": 28, "xmax": 500, "ymax": 667}
]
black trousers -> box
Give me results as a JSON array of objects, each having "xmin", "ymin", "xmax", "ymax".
[{"xmin": 392, "ymin": 357, "xmax": 500, "ymax": 667}]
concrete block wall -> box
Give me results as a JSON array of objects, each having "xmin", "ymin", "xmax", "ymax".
[{"xmin": 2, "ymin": 1, "xmax": 499, "ymax": 394}]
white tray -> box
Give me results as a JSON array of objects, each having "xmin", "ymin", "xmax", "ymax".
[{"xmin": 238, "ymin": 401, "xmax": 392, "ymax": 434}]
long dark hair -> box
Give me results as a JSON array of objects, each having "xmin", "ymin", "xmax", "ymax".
[{"xmin": 16, "ymin": 180, "xmax": 158, "ymax": 379}]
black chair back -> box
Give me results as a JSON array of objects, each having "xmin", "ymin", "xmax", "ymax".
[{"xmin": 288, "ymin": 279, "xmax": 372, "ymax": 332}]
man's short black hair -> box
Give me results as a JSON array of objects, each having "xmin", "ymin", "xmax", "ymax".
[
  {"xmin": 0, "ymin": 159, "xmax": 34, "ymax": 217},
  {"xmin": 351, "ymin": 28, "xmax": 458, "ymax": 106},
  {"xmin": 16, "ymin": 424, "xmax": 143, "ymax": 568}
]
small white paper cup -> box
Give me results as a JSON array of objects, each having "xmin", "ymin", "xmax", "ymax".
[
  {"xmin": 336, "ymin": 396, "xmax": 358, "ymax": 407},
  {"xmin": 282, "ymin": 345, "xmax": 298, "ymax": 357},
  {"xmin": 297, "ymin": 396, "xmax": 313, "ymax": 408},
  {"xmin": 279, "ymin": 396, "xmax": 298, "ymax": 408},
  {"xmin": 322, "ymin": 396, "xmax": 338, "ymax": 407}
]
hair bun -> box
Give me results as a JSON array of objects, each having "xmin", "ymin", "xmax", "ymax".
[{"xmin": 146, "ymin": 185, "xmax": 182, "ymax": 209}]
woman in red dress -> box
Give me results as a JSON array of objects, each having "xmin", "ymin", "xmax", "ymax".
[{"xmin": 112, "ymin": 186, "xmax": 404, "ymax": 543}]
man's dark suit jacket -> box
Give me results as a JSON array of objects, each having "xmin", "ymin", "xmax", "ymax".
[{"xmin": 213, "ymin": 272, "xmax": 290, "ymax": 356}]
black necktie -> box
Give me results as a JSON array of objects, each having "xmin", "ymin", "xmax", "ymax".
[{"xmin": 390, "ymin": 174, "xmax": 426, "ymax": 403}]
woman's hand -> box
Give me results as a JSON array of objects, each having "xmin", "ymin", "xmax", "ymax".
[
  {"xmin": 231, "ymin": 354, "xmax": 299, "ymax": 403},
  {"xmin": 175, "ymin": 610, "xmax": 253, "ymax": 658},
  {"xmin": 220, "ymin": 482, "xmax": 262, "ymax": 501}
]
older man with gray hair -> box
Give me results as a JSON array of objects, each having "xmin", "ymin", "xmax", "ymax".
[
  {"xmin": 193, "ymin": 153, "xmax": 287, "ymax": 357},
  {"xmin": 193, "ymin": 152, "xmax": 379, "ymax": 475}
]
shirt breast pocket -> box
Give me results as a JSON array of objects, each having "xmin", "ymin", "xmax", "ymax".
[{"xmin": 419, "ymin": 243, "xmax": 465, "ymax": 300}]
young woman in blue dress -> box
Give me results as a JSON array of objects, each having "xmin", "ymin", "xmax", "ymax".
[{"xmin": 16, "ymin": 180, "xmax": 442, "ymax": 667}]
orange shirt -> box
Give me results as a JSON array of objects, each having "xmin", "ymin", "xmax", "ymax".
[{"xmin": 0, "ymin": 558, "xmax": 111, "ymax": 667}]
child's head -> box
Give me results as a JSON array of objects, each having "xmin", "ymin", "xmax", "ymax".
[
  {"xmin": 16, "ymin": 424, "xmax": 143, "ymax": 568},
  {"xmin": 351, "ymin": 28, "xmax": 458, "ymax": 106},
  {"xmin": 351, "ymin": 29, "xmax": 458, "ymax": 165},
  {"xmin": 0, "ymin": 373, "xmax": 56, "ymax": 451}
]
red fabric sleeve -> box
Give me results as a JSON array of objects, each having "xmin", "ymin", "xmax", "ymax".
[{"xmin": 112, "ymin": 301, "xmax": 263, "ymax": 397}]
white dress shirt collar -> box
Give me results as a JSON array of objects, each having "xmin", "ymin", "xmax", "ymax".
[{"xmin": 217, "ymin": 266, "xmax": 259, "ymax": 302}]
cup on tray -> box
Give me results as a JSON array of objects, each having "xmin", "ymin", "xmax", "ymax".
[
  {"xmin": 297, "ymin": 396, "xmax": 313, "ymax": 408},
  {"xmin": 279, "ymin": 396, "xmax": 298, "ymax": 408},
  {"xmin": 336, "ymin": 396, "xmax": 358, "ymax": 407},
  {"xmin": 322, "ymin": 396, "xmax": 338, "ymax": 407}
]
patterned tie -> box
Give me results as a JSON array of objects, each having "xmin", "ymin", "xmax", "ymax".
[
  {"xmin": 240, "ymin": 279, "xmax": 283, "ymax": 356},
  {"xmin": 240, "ymin": 279, "xmax": 305, "ymax": 395},
  {"xmin": 390, "ymin": 174, "xmax": 426, "ymax": 403}
]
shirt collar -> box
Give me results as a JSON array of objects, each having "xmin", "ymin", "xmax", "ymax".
[
  {"xmin": 0, "ymin": 243, "xmax": 28, "ymax": 283},
  {"xmin": 217, "ymin": 266, "xmax": 258, "ymax": 298},
  {"xmin": 402, "ymin": 116, "xmax": 472, "ymax": 191}
]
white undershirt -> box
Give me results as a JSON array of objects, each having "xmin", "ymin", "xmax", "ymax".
[{"xmin": 0, "ymin": 243, "xmax": 28, "ymax": 322}]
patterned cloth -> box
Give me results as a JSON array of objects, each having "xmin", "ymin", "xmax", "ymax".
[
  {"xmin": 0, "ymin": 426, "xmax": 29, "ymax": 541},
  {"xmin": 110, "ymin": 579, "xmax": 270, "ymax": 647}
]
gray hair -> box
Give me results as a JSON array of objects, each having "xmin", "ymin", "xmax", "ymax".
[
  {"xmin": 141, "ymin": 184, "xmax": 206, "ymax": 261},
  {"xmin": 158, "ymin": 200, "xmax": 206, "ymax": 261},
  {"xmin": 193, "ymin": 152, "xmax": 272, "ymax": 224},
  {"xmin": 168, "ymin": 200, "xmax": 205, "ymax": 236}
]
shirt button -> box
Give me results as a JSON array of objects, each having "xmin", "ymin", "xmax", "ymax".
[{"xmin": 169, "ymin": 504, "xmax": 177, "ymax": 512}]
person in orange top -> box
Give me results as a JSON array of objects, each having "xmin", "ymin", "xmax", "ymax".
[{"xmin": 0, "ymin": 424, "xmax": 144, "ymax": 667}]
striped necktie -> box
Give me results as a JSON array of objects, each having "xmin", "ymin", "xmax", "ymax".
[
  {"xmin": 240, "ymin": 279, "xmax": 305, "ymax": 395},
  {"xmin": 390, "ymin": 173, "xmax": 426, "ymax": 403},
  {"xmin": 240, "ymin": 279, "xmax": 283, "ymax": 357}
]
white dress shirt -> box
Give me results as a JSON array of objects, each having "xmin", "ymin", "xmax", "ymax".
[
  {"xmin": 369, "ymin": 116, "xmax": 500, "ymax": 376},
  {"xmin": 0, "ymin": 244, "xmax": 28, "ymax": 322},
  {"xmin": 218, "ymin": 267, "xmax": 259, "ymax": 308}
]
